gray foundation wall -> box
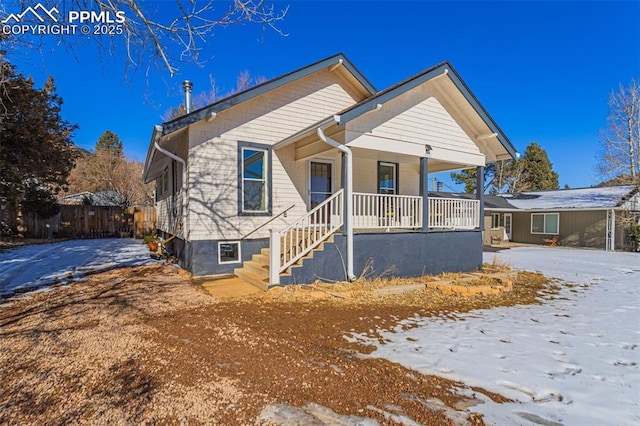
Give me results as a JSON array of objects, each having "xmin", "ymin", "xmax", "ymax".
[
  {"xmin": 157, "ymin": 230, "xmax": 188, "ymax": 270},
  {"xmin": 166, "ymin": 230, "xmax": 482, "ymax": 283},
  {"xmin": 280, "ymin": 230, "xmax": 482, "ymax": 285},
  {"xmin": 189, "ymin": 238, "xmax": 269, "ymax": 277}
]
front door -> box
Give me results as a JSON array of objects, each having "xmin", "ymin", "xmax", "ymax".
[
  {"xmin": 309, "ymin": 160, "xmax": 333, "ymax": 210},
  {"xmin": 504, "ymin": 213, "xmax": 513, "ymax": 240}
]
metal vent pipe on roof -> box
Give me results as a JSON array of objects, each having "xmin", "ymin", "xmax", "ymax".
[{"xmin": 183, "ymin": 80, "xmax": 193, "ymax": 113}]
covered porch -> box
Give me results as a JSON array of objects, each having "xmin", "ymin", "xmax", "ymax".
[
  {"xmin": 269, "ymin": 126, "xmax": 488, "ymax": 284},
  {"xmin": 265, "ymin": 62, "xmax": 516, "ymax": 285}
]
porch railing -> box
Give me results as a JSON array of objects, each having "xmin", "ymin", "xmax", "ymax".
[
  {"xmin": 353, "ymin": 192, "xmax": 422, "ymax": 229},
  {"xmin": 428, "ymin": 198, "xmax": 480, "ymax": 230},
  {"xmin": 270, "ymin": 189, "xmax": 344, "ymax": 282}
]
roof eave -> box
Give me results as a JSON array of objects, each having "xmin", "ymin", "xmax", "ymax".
[
  {"xmin": 335, "ymin": 62, "xmax": 518, "ymax": 161},
  {"xmin": 142, "ymin": 125, "xmax": 164, "ymax": 184},
  {"xmin": 161, "ymin": 53, "xmax": 376, "ymax": 137}
]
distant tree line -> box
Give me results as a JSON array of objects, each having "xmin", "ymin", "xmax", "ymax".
[
  {"xmin": 451, "ymin": 142, "xmax": 560, "ymax": 194},
  {"xmin": 63, "ymin": 130, "xmax": 154, "ymax": 208},
  {"xmin": 452, "ymin": 77, "xmax": 639, "ymax": 194},
  {"xmin": 0, "ymin": 52, "xmax": 152, "ymax": 235}
]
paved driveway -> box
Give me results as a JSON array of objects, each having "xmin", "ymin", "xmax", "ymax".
[{"xmin": 0, "ymin": 239, "xmax": 156, "ymax": 298}]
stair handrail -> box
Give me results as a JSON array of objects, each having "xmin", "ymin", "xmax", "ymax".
[
  {"xmin": 240, "ymin": 204, "xmax": 296, "ymax": 240},
  {"xmin": 270, "ymin": 189, "xmax": 344, "ymax": 283},
  {"xmin": 280, "ymin": 189, "xmax": 343, "ymax": 236}
]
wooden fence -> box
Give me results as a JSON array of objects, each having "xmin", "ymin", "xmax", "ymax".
[{"xmin": 12, "ymin": 206, "xmax": 156, "ymax": 239}]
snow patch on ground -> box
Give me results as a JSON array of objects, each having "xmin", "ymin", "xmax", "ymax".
[
  {"xmin": 0, "ymin": 238, "xmax": 155, "ymax": 298},
  {"xmin": 349, "ymin": 247, "xmax": 640, "ymax": 426}
]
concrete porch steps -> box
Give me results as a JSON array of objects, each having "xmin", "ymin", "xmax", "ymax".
[{"xmin": 233, "ymin": 234, "xmax": 335, "ymax": 291}]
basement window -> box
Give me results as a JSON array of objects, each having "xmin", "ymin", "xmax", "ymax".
[
  {"xmin": 218, "ymin": 241, "xmax": 241, "ymax": 265},
  {"xmin": 218, "ymin": 241, "xmax": 241, "ymax": 264},
  {"xmin": 531, "ymin": 213, "xmax": 559, "ymax": 235}
]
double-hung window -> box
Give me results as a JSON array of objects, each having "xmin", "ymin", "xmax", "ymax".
[
  {"xmin": 162, "ymin": 167, "xmax": 169, "ymax": 196},
  {"xmin": 238, "ymin": 142, "xmax": 271, "ymax": 215},
  {"xmin": 491, "ymin": 213, "xmax": 501, "ymax": 229},
  {"xmin": 378, "ymin": 162, "xmax": 398, "ymax": 195},
  {"xmin": 531, "ymin": 213, "xmax": 559, "ymax": 234}
]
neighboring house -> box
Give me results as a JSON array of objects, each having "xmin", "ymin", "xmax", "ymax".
[
  {"xmin": 484, "ymin": 185, "xmax": 640, "ymax": 251},
  {"xmin": 142, "ymin": 53, "xmax": 517, "ymax": 288},
  {"xmin": 59, "ymin": 191, "xmax": 125, "ymax": 207}
]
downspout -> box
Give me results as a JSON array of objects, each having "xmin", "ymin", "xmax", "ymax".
[
  {"xmin": 153, "ymin": 125, "xmax": 188, "ymax": 241},
  {"xmin": 317, "ymin": 128, "xmax": 355, "ymax": 281}
]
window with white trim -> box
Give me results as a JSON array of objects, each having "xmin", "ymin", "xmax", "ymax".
[
  {"xmin": 378, "ymin": 162, "xmax": 398, "ymax": 195},
  {"xmin": 162, "ymin": 167, "xmax": 169, "ymax": 196},
  {"xmin": 156, "ymin": 178, "xmax": 163, "ymax": 202},
  {"xmin": 218, "ymin": 241, "xmax": 241, "ymax": 264},
  {"xmin": 239, "ymin": 142, "xmax": 271, "ymax": 215},
  {"xmin": 491, "ymin": 213, "xmax": 501, "ymax": 229},
  {"xmin": 531, "ymin": 213, "xmax": 559, "ymax": 235}
]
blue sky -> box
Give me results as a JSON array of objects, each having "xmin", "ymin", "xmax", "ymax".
[{"xmin": 5, "ymin": 0, "xmax": 640, "ymax": 189}]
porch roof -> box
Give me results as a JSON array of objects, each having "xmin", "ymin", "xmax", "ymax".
[
  {"xmin": 274, "ymin": 61, "xmax": 518, "ymax": 166},
  {"xmin": 336, "ymin": 62, "xmax": 517, "ymax": 161}
]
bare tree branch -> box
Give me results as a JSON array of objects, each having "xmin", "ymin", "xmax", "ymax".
[
  {"xmin": 1, "ymin": 1, "xmax": 288, "ymax": 78},
  {"xmin": 597, "ymin": 78, "xmax": 640, "ymax": 185}
]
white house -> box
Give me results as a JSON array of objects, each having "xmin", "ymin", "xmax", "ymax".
[{"xmin": 142, "ymin": 54, "xmax": 517, "ymax": 289}]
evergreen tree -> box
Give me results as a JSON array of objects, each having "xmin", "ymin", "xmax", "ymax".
[
  {"xmin": 0, "ymin": 58, "xmax": 78, "ymax": 221},
  {"xmin": 64, "ymin": 131, "xmax": 153, "ymax": 207},
  {"xmin": 95, "ymin": 130, "xmax": 124, "ymax": 157},
  {"xmin": 450, "ymin": 165, "xmax": 495, "ymax": 193},
  {"xmin": 450, "ymin": 142, "xmax": 559, "ymax": 193},
  {"xmin": 519, "ymin": 142, "xmax": 560, "ymax": 190}
]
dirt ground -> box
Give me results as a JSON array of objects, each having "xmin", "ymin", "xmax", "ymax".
[{"xmin": 0, "ymin": 262, "xmax": 553, "ymax": 425}]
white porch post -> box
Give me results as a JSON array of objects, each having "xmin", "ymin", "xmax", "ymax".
[
  {"xmin": 476, "ymin": 166, "xmax": 485, "ymax": 231},
  {"xmin": 317, "ymin": 128, "xmax": 355, "ymax": 281},
  {"xmin": 608, "ymin": 209, "xmax": 616, "ymax": 252},
  {"xmin": 269, "ymin": 229, "xmax": 280, "ymax": 285},
  {"xmin": 420, "ymin": 157, "xmax": 429, "ymax": 232}
]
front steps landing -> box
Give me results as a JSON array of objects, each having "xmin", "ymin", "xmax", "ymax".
[
  {"xmin": 234, "ymin": 235, "xmax": 334, "ymax": 291},
  {"xmin": 201, "ymin": 277, "xmax": 263, "ymax": 299}
]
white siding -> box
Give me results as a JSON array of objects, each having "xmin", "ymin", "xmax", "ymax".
[
  {"xmin": 352, "ymin": 157, "xmax": 420, "ymax": 196},
  {"xmin": 347, "ymin": 85, "xmax": 484, "ymax": 166},
  {"xmin": 155, "ymin": 136, "xmax": 188, "ymax": 239},
  {"xmin": 187, "ymin": 70, "xmax": 359, "ymax": 241}
]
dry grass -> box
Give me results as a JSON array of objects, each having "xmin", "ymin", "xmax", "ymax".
[
  {"xmin": 0, "ymin": 259, "xmax": 558, "ymax": 425},
  {"xmin": 257, "ymin": 265, "xmax": 554, "ymax": 313},
  {"xmin": 481, "ymin": 255, "xmax": 512, "ymax": 273}
]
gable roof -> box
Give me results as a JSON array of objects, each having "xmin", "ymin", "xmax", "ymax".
[
  {"xmin": 492, "ymin": 185, "xmax": 639, "ymax": 211},
  {"xmin": 161, "ymin": 53, "xmax": 376, "ymax": 136},
  {"xmin": 275, "ymin": 61, "xmax": 518, "ymax": 161},
  {"xmin": 335, "ymin": 61, "xmax": 518, "ymax": 160}
]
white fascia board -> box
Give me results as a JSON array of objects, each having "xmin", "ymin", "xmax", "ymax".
[
  {"xmin": 345, "ymin": 133, "xmax": 426, "ymax": 157},
  {"xmin": 429, "ymin": 146, "xmax": 486, "ymax": 167}
]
